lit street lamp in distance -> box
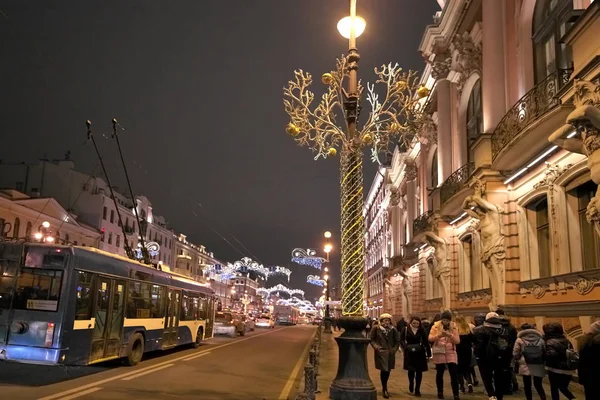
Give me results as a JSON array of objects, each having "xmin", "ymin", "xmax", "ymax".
[
  {"xmin": 322, "ymin": 232, "xmax": 333, "ymax": 334},
  {"xmin": 34, "ymin": 221, "xmax": 55, "ymax": 243}
]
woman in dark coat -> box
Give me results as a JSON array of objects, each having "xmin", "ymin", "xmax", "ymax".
[
  {"xmin": 455, "ymin": 315, "xmax": 475, "ymax": 393},
  {"xmin": 543, "ymin": 322, "xmax": 576, "ymax": 400},
  {"xmin": 370, "ymin": 313, "xmax": 401, "ymax": 399},
  {"xmin": 578, "ymin": 321, "xmax": 600, "ymax": 400},
  {"xmin": 399, "ymin": 316, "xmax": 430, "ymax": 397}
]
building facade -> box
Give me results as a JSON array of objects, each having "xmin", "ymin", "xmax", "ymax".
[
  {"xmin": 378, "ymin": 0, "xmax": 600, "ymax": 345},
  {"xmin": 363, "ymin": 167, "xmax": 390, "ymax": 319},
  {"xmin": 0, "ymin": 160, "xmax": 173, "ymax": 266},
  {"xmin": 0, "ymin": 189, "xmax": 101, "ymax": 247}
]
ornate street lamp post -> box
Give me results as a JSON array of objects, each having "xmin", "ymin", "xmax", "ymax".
[{"xmin": 283, "ymin": 1, "xmax": 427, "ymax": 398}]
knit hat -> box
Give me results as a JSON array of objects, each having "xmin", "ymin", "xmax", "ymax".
[
  {"xmin": 379, "ymin": 313, "xmax": 393, "ymax": 321},
  {"xmin": 589, "ymin": 321, "xmax": 600, "ymax": 335},
  {"xmin": 441, "ymin": 310, "xmax": 452, "ymax": 320},
  {"xmin": 486, "ymin": 312, "xmax": 499, "ymax": 321}
]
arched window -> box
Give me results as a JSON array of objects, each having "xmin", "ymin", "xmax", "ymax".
[
  {"xmin": 532, "ymin": 0, "xmax": 576, "ymax": 83},
  {"xmin": 568, "ymin": 180, "xmax": 600, "ymax": 271},
  {"xmin": 466, "ymin": 79, "xmax": 483, "ymax": 164},
  {"xmin": 25, "ymin": 222, "xmax": 32, "ymax": 237},
  {"xmin": 13, "ymin": 218, "xmax": 20, "ymax": 238}
]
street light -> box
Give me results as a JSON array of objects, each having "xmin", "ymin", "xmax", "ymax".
[
  {"xmin": 324, "ymin": 231, "xmax": 332, "ymax": 239},
  {"xmin": 283, "ymin": 0, "xmax": 427, "ymax": 397}
]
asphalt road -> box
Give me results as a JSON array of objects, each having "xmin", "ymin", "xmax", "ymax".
[{"xmin": 0, "ymin": 325, "xmax": 316, "ymax": 400}]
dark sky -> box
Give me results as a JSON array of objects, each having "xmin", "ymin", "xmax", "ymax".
[{"xmin": 0, "ymin": 0, "xmax": 440, "ymax": 299}]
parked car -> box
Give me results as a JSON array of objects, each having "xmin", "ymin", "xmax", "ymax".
[
  {"xmin": 312, "ymin": 317, "xmax": 323, "ymax": 325},
  {"xmin": 255, "ymin": 314, "xmax": 275, "ymax": 329},
  {"xmin": 214, "ymin": 311, "xmax": 245, "ymax": 337}
]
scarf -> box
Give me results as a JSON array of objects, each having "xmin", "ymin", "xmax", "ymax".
[{"xmin": 484, "ymin": 321, "xmax": 502, "ymax": 329}]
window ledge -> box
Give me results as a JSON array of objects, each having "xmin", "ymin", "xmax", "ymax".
[
  {"xmin": 519, "ymin": 269, "xmax": 600, "ymax": 298},
  {"xmin": 424, "ymin": 298, "xmax": 443, "ymax": 308},
  {"xmin": 456, "ymin": 288, "xmax": 492, "ymax": 306}
]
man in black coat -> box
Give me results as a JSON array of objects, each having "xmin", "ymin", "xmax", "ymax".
[{"xmin": 496, "ymin": 308, "xmax": 518, "ymax": 394}]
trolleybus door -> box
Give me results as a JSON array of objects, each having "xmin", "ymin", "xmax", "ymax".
[
  {"xmin": 89, "ymin": 277, "xmax": 126, "ymax": 363},
  {"xmin": 162, "ymin": 289, "xmax": 180, "ymax": 348}
]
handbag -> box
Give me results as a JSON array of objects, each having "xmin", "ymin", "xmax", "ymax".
[
  {"xmin": 403, "ymin": 328, "xmax": 423, "ymax": 353},
  {"xmin": 432, "ymin": 344, "xmax": 447, "ymax": 355}
]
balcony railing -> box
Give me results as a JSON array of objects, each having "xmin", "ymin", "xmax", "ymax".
[
  {"xmin": 491, "ymin": 69, "xmax": 571, "ymax": 161},
  {"xmin": 440, "ymin": 162, "xmax": 475, "ymax": 205},
  {"xmin": 413, "ymin": 210, "xmax": 435, "ymax": 238}
]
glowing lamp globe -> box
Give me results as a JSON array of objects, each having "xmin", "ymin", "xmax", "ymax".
[
  {"xmin": 34, "ymin": 232, "xmax": 43, "ymax": 240},
  {"xmin": 42, "ymin": 221, "xmax": 50, "ymax": 228},
  {"xmin": 337, "ymin": 16, "xmax": 366, "ymax": 39},
  {"xmin": 324, "ymin": 231, "xmax": 332, "ymax": 239}
]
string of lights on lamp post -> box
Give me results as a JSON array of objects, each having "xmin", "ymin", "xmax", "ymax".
[{"xmin": 282, "ymin": 0, "xmax": 428, "ymax": 397}]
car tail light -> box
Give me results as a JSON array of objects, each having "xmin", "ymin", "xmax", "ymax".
[{"xmin": 45, "ymin": 323, "xmax": 55, "ymax": 347}]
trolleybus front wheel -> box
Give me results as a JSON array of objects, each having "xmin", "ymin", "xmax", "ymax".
[{"xmin": 193, "ymin": 327, "xmax": 204, "ymax": 348}]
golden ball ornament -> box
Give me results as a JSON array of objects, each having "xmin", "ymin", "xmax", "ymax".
[
  {"xmin": 395, "ymin": 80, "xmax": 407, "ymax": 91},
  {"xmin": 321, "ymin": 73, "xmax": 334, "ymax": 85},
  {"xmin": 327, "ymin": 147, "xmax": 337, "ymax": 157},
  {"xmin": 390, "ymin": 122, "xmax": 400, "ymax": 132},
  {"xmin": 362, "ymin": 134, "xmax": 373, "ymax": 144},
  {"xmin": 286, "ymin": 122, "xmax": 300, "ymax": 136},
  {"xmin": 417, "ymin": 85, "xmax": 430, "ymax": 98}
]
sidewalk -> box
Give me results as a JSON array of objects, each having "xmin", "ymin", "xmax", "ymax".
[{"xmin": 313, "ymin": 329, "xmax": 584, "ymax": 400}]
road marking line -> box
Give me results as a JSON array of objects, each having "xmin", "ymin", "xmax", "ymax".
[
  {"xmin": 37, "ymin": 327, "xmax": 285, "ymax": 400},
  {"xmin": 278, "ymin": 328, "xmax": 317, "ymax": 400},
  {"xmin": 56, "ymin": 387, "xmax": 102, "ymax": 400},
  {"xmin": 182, "ymin": 351, "xmax": 211, "ymax": 361},
  {"xmin": 121, "ymin": 363, "xmax": 174, "ymax": 381}
]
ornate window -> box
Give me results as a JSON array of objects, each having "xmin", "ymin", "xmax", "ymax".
[
  {"xmin": 12, "ymin": 218, "xmax": 20, "ymax": 238},
  {"xmin": 459, "ymin": 231, "xmax": 488, "ymax": 292},
  {"xmin": 525, "ymin": 197, "xmax": 552, "ymax": 278},
  {"xmin": 568, "ymin": 180, "xmax": 600, "ymax": 271},
  {"xmin": 25, "ymin": 222, "xmax": 32, "ymax": 238},
  {"xmin": 532, "ymin": 0, "xmax": 576, "ymax": 82},
  {"xmin": 466, "ymin": 79, "xmax": 483, "ymax": 163}
]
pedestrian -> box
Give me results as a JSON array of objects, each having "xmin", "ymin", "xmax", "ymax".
[
  {"xmin": 578, "ymin": 320, "xmax": 600, "ymax": 400},
  {"xmin": 473, "ymin": 311, "xmax": 512, "ymax": 400},
  {"xmin": 513, "ymin": 323, "xmax": 547, "ymax": 400},
  {"xmin": 496, "ymin": 308, "xmax": 519, "ymax": 394},
  {"xmin": 369, "ymin": 313, "xmax": 401, "ymax": 399},
  {"xmin": 397, "ymin": 316, "xmax": 408, "ymax": 333},
  {"xmin": 428, "ymin": 310, "xmax": 461, "ymax": 400},
  {"xmin": 399, "ymin": 316, "xmax": 431, "ymax": 397},
  {"xmin": 543, "ymin": 322, "xmax": 577, "ymax": 400},
  {"xmin": 421, "ymin": 317, "xmax": 432, "ymax": 338},
  {"xmin": 455, "ymin": 315, "xmax": 475, "ymax": 394}
]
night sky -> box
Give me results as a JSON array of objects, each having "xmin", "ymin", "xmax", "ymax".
[{"xmin": 0, "ymin": 0, "xmax": 440, "ymax": 299}]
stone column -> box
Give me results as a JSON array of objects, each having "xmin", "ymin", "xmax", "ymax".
[
  {"xmin": 437, "ymin": 79, "xmax": 454, "ymax": 180},
  {"xmin": 406, "ymin": 162, "xmax": 418, "ymax": 242},
  {"xmin": 482, "ymin": 0, "xmax": 507, "ymax": 132}
]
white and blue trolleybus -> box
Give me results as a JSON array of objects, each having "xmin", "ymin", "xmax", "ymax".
[{"xmin": 0, "ymin": 243, "xmax": 215, "ymax": 366}]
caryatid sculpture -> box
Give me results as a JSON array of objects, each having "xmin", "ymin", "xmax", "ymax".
[
  {"xmin": 549, "ymin": 80, "xmax": 600, "ymax": 236},
  {"xmin": 423, "ymin": 230, "xmax": 451, "ymax": 311},
  {"xmin": 462, "ymin": 187, "xmax": 505, "ymax": 310}
]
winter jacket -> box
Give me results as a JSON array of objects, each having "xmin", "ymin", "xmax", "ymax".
[
  {"xmin": 578, "ymin": 331, "xmax": 600, "ymax": 390},
  {"xmin": 472, "ymin": 318, "xmax": 512, "ymax": 367},
  {"xmin": 513, "ymin": 328, "xmax": 546, "ymax": 377},
  {"xmin": 456, "ymin": 332, "xmax": 474, "ymax": 368},
  {"xmin": 498, "ymin": 315, "xmax": 518, "ymax": 348},
  {"xmin": 399, "ymin": 325, "xmax": 431, "ymax": 372},
  {"xmin": 543, "ymin": 323, "xmax": 575, "ymax": 375},
  {"xmin": 370, "ymin": 324, "xmax": 401, "ymax": 371},
  {"xmin": 396, "ymin": 318, "xmax": 407, "ymax": 332},
  {"xmin": 428, "ymin": 321, "xmax": 460, "ymax": 365}
]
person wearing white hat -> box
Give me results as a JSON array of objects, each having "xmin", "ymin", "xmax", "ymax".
[{"xmin": 369, "ymin": 313, "xmax": 400, "ymax": 398}]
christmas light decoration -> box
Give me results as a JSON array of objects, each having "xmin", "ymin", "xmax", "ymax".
[
  {"xmin": 291, "ymin": 248, "xmax": 327, "ymax": 269},
  {"xmin": 307, "ymin": 275, "xmax": 325, "ymax": 287},
  {"xmin": 268, "ymin": 265, "xmax": 292, "ymax": 282},
  {"xmin": 256, "ymin": 284, "xmax": 304, "ymax": 298}
]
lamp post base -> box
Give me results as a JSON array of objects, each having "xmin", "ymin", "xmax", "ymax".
[
  {"xmin": 329, "ymin": 316, "xmax": 376, "ymax": 400},
  {"xmin": 323, "ymin": 317, "xmax": 333, "ymax": 334}
]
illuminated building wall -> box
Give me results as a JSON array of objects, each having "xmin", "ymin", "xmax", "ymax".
[{"xmin": 381, "ymin": 0, "xmax": 600, "ymax": 345}]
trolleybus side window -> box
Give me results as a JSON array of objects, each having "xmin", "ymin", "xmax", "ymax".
[
  {"xmin": 127, "ymin": 282, "xmax": 152, "ymax": 318},
  {"xmin": 150, "ymin": 284, "xmax": 164, "ymax": 318},
  {"xmin": 13, "ymin": 268, "xmax": 63, "ymax": 311},
  {"xmin": 75, "ymin": 270, "xmax": 94, "ymax": 320},
  {"xmin": 198, "ymin": 294, "xmax": 208, "ymax": 320},
  {"xmin": 180, "ymin": 293, "xmax": 198, "ymax": 321}
]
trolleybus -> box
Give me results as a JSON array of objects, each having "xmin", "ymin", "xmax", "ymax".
[{"xmin": 0, "ymin": 243, "xmax": 215, "ymax": 366}]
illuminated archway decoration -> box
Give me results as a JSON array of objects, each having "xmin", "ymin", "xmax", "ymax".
[
  {"xmin": 257, "ymin": 284, "xmax": 304, "ymax": 298},
  {"xmin": 291, "ymin": 248, "xmax": 327, "ymax": 269},
  {"xmin": 135, "ymin": 241, "xmax": 160, "ymax": 259},
  {"xmin": 307, "ymin": 275, "xmax": 325, "ymax": 287},
  {"xmin": 268, "ymin": 265, "xmax": 292, "ymax": 282}
]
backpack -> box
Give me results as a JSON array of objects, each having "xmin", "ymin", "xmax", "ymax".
[
  {"xmin": 487, "ymin": 330, "xmax": 509, "ymax": 359},
  {"xmin": 522, "ymin": 341, "xmax": 544, "ymax": 364},
  {"xmin": 565, "ymin": 343, "xmax": 579, "ymax": 370}
]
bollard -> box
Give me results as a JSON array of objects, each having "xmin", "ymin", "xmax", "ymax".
[{"xmin": 303, "ymin": 363, "xmax": 315, "ymax": 400}]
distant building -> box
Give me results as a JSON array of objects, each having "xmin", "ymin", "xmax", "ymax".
[
  {"xmin": 0, "ymin": 159, "xmax": 173, "ymax": 266},
  {"xmin": 363, "ymin": 166, "xmax": 390, "ymax": 319},
  {"xmin": 0, "ymin": 189, "xmax": 100, "ymax": 247}
]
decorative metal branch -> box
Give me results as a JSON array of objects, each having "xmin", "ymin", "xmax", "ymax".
[{"xmin": 283, "ymin": 59, "xmax": 429, "ymax": 162}]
